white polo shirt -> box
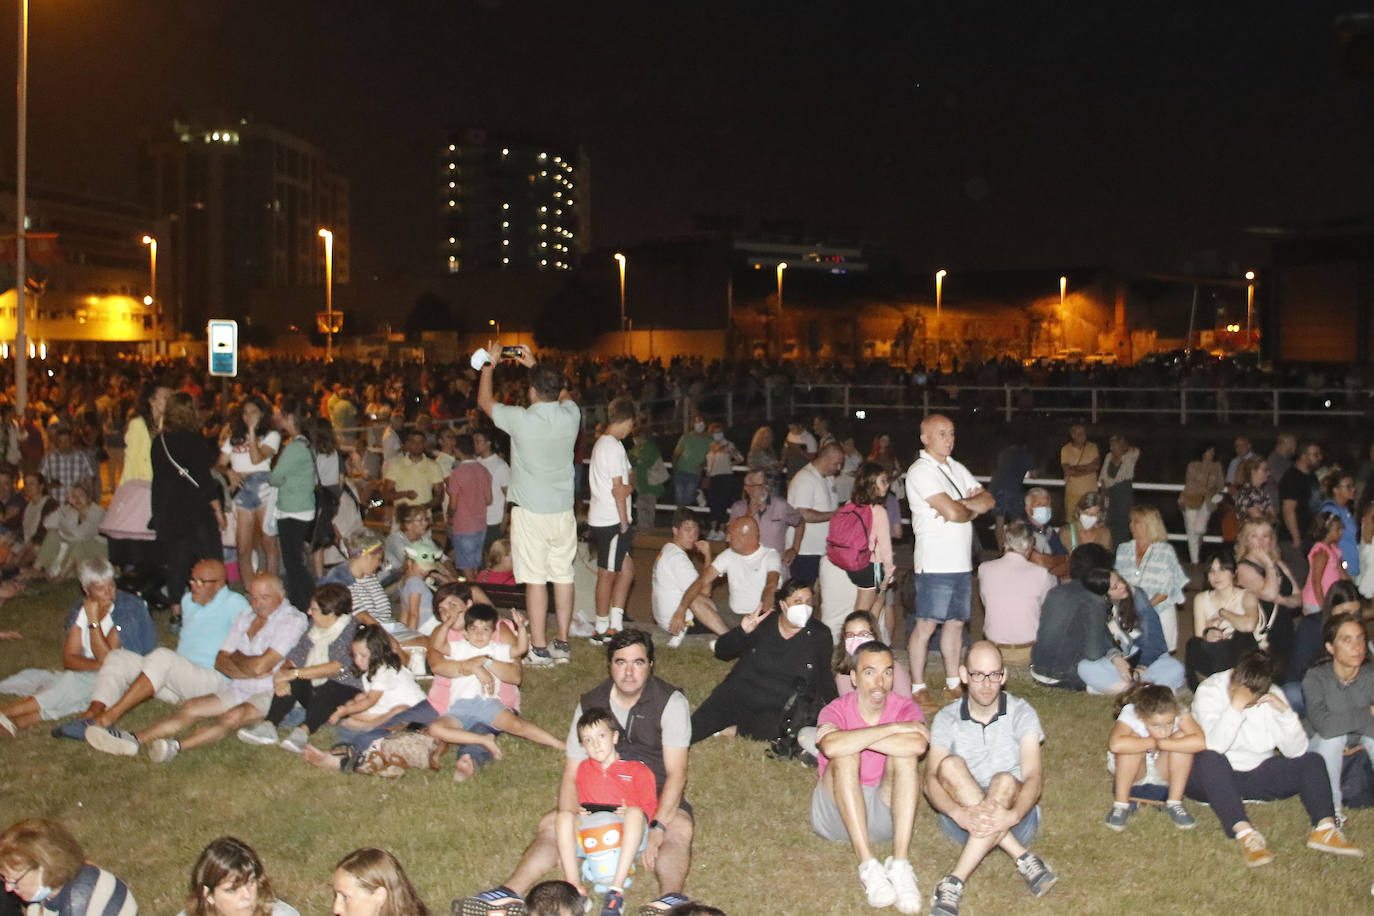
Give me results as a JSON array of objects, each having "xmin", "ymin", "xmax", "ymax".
[
  {"xmin": 906, "ymin": 449, "xmax": 979, "ymax": 574},
  {"xmin": 788, "ymin": 463, "xmax": 837, "ymax": 557}
]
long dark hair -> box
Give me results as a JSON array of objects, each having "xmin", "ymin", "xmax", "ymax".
[
  {"xmin": 229, "ymin": 396, "xmax": 271, "ymax": 445},
  {"xmin": 308, "ymin": 416, "xmax": 338, "ymax": 456},
  {"xmin": 1109, "ymin": 577, "xmax": 1139, "ymax": 633},
  {"xmin": 851, "ymin": 461, "xmax": 889, "ymax": 506},
  {"xmin": 184, "ymin": 836, "xmax": 277, "ymax": 916},
  {"xmin": 352, "ymin": 624, "xmax": 402, "ymax": 678}
]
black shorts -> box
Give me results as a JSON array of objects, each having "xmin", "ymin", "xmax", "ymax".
[
  {"xmin": 591, "ymin": 522, "xmax": 634, "ymax": 572},
  {"xmin": 845, "ymin": 562, "xmax": 881, "ymax": 589}
]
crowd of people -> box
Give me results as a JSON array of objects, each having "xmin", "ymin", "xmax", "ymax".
[{"xmin": 3, "ymin": 346, "xmax": 1374, "ymax": 914}]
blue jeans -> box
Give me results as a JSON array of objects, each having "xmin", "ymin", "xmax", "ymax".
[
  {"xmin": 1309, "ymin": 733, "xmax": 1374, "ymax": 815},
  {"xmin": 672, "ymin": 471, "xmax": 701, "ymax": 507},
  {"xmin": 938, "ymin": 805, "xmax": 1040, "ymax": 847},
  {"xmin": 1077, "ymin": 654, "xmax": 1186, "ymax": 692}
]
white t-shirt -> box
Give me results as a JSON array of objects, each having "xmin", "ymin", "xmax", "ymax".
[
  {"xmin": 711, "ymin": 546, "xmax": 783, "ymax": 614},
  {"xmin": 906, "ymin": 450, "xmax": 979, "ymax": 573},
  {"xmin": 652, "ymin": 542, "xmax": 701, "ymax": 628},
  {"xmin": 479, "ymin": 454, "xmax": 511, "ymax": 526},
  {"xmin": 588, "ymin": 434, "xmax": 632, "ymax": 527},
  {"xmin": 444, "ymin": 640, "xmax": 514, "ymax": 701},
  {"xmin": 220, "ymin": 430, "xmax": 282, "ymax": 474},
  {"xmin": 362, "ymin": 665, "xmax": 426, "ymax": 714},
  {"xmin": 788, "ymin": 463, "xmax": 837, "ymax": 557},
  {"xmin": 73, "ymin": 607, "xmax": 116, "ymax": 660},
  {"xmin": 315, "ymin": 451, "xmax": 340, "ymax": 487}
]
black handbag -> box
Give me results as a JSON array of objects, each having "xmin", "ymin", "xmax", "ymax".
[
  {"xmin": 308, "ymin": 451, "xmax": 342, "ymax": 550},
  {"xmin": 767, "ymin": 678, "xmax": 819, "ymax": 765}
]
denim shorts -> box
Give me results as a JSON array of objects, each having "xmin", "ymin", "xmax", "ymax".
[
  {"xmin": 914, "ymin": 572, "xmax": 972, "ymax": 623},
  {"xmin": 451, "ymin": 529, "xmax": 486, "ymax": 569},
  {"xmin": 937, "ymin": 805, "xmax": 1040, "ymax": 847},
  {"xmin": 233, "ymin": 471, "xmax": 271, "ymax": 511},
  {"xmin": 444, "ymin": 695, "xmax": 508, "ymax": 731}
]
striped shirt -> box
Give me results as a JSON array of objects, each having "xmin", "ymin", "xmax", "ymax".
[{"xmin": 35, "ymin": 864, "xmax": 137, "ymax": 916}]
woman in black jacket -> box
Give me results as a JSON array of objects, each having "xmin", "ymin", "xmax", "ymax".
[{"xmin": 150, "ymin": 392, "xmax": 224, "ymax": 625}]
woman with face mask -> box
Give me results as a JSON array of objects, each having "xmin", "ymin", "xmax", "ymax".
[
  {"xmin": 688, "ymin": 580, "xmax": 838, "ymax": 744},
  {"xmin": 1063, "ymin": 491, "xmax": 1113, "ymax": 552},
  {"xmin": 0, "ymin": 819, "xmax": 136, "ymax": 915},
  {"xmin": 832, "ymin": 610, "xmax": 914, "ymax": 699}
]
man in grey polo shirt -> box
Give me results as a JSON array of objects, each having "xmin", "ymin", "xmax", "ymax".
[
  {"xmin": 478, "ymin": 342, "xmax": 580, "ymax": 667},
  {"xmin": 924, "ymin": 641, "xmax": 1057, "ymax": 916}
]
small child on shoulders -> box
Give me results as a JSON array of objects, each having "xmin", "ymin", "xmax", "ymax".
[
  {"xmin": 557, "ymin": 707, "xmax": 658, "ymax": 916},
  {"xmin": 1105, "ymin": 682, "xmax": 1205, "ymax": 831},
  {"xmin": 327, "ymin": 625, "xmax": 428, "ymax": 730},
  {"xmin": 475, "ymin": 539, "xmax": 516, "ymax": 586}
]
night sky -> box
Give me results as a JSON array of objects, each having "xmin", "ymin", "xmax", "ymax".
[{"xmin": 4, "ymin": 1, "xmax": 1371, "ymax": 279}]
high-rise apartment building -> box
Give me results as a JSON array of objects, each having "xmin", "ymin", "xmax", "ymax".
[
  {"xmin": 141, "ymin": 116, "xmax": 349, "ymax": 333},
  {"xmin": 439, "ymin": 128, "xmax": 588, "ymax": 274}
]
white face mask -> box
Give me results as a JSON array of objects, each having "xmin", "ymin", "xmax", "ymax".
[
  {"xmin": 712, "ymin": 431, "xmax": 724, "ymax": 441},
  {"xmin": 1030, "ymin": 506, "xmax": 1052, "ymax": 526},
  {"xmin": 1079, "ymin": 513, "xmax": 1099, "ymax": 529},
  {"xmin": 694, "ymin": 422, "xmax": 706, "ymax": 433},
  {"xmin": 784, "ymin": 604, "xmax": 813, "ymax": 628}
]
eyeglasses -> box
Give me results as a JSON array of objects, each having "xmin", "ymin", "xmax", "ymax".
[
  {"xmin": 2, "ymin": 866, "xmax": 32, "ymax": 890},
  {"xmin": 846, "ymin": 630, "xmax": 875, "ymax": 640},
  {"xmin": 189, "ymin": 577, "xmax": 223, "ymax": 586},
  {"xmin": 966, "ymin": 670, "xmax": 1005, "ymax": 684}
]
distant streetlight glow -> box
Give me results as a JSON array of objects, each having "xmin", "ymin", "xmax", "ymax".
[
  {"xmin": 488, "ymin": 316, "xmax": 500, "ymax": 341},
  {"xmin": 141, "ymin": 235, "xmax": 157, "ymax": 305},
  {"xmin": 1245, "ymin": 270, "xmax": 1256, "ymax": 349},
  {"xmin": 614, "ymin": 253, "xmax": 627, "ymax": 353},
  {"xmin": 1059, "ymin": 275, "xmax": 1067, "ymax": 350},
  {"xmin": 776, "ymin": 262, "xmax": 788, "ymax": 356},
  {"xmin": 934, "ymin": 269, "xmax": 947, "ymax": 367},
  {"xmin": 318, "ymin": 228, "xmax": 334, "ymax": 362}
]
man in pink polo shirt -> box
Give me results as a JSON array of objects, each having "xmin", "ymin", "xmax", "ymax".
[
  {"xmin": 812, "ymin": 640, "xmax": 929, "ymax": 914},
  {"xmin": 976, "ymin": 521, "xmax": 1057, "ymax": 665}
]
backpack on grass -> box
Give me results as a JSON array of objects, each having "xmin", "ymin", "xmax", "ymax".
[{"xmin": 826, "ymin": 502, "xmax": 873, "ymax": 571}]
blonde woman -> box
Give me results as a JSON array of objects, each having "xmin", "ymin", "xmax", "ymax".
[
  {"xmin": 1234, "ymin": 518, "xmax": 1303, "ymax": 664},
  {"xmin": 1113, "ymin": 506, "xmax": 1187, "ymax": 651}
]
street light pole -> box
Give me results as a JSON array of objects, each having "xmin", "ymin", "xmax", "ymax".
[
  {"xmin": 614, "ymin": 252, "xmax": 627, "ymax": 355},
  {"xmin": 142, "ymin": 235, "xmax": 157, "ymax": 303},
  {"xmin": 1059, "ymin": 275, "xmax": 1067, "ymax": 350},
  {"xmin": 1245, "ymin": 271, "xmax": 1255, "ymax": 350},
  {"xmin": 14, "ymin": 0, "xmax": 28, "ymax": 411},
  {"xmin": 934, "ymin": 269, "xmax": 946, "ymax": 368},
  {"xmin": 318, "ymin": 228, "xmax": 333, "ymax": 362},
  {"xmin": 776, "ymin": 261, "xmax": 787, "ymax": 356},
  {"xmin": 488, "ymin": 317, "xmax": 500, "ymax": 343}
]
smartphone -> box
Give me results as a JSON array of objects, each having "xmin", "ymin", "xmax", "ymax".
[{"xmin": 500, "ymin": 345, "xmax": 524, "ymax": 359}]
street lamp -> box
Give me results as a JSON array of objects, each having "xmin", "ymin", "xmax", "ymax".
[
  {"xmin": 1059, "ymin": 275, "xmax": 1067, "ymax": 350},
  {"xmin": 934, "ymin": 269, "xmax": 946, "ymax": 367},
  {"xmin": 318, "ymin": 228, "xmax": 333, "ymax": 362},
  {"xmin": 14, "ymin": 0, "xmax": 29, "ymax": 411},
  {"xmin": 141, "ymin": 235, "xmax": 157, "ymax": 304},
  {"xmin": 1245, "ymin": 271, "xmax": 1255, "ymax": 349},
  {"xmin": 614, "ymin": 253, "xmax": 627, "ymax": 355},
  {"xmin": 776, "ymin": 262, "xmax": 788, "ymax": 357},
  {"xmin": 488, "ymin": 316, "xmax": 500, "ymax": 342}
]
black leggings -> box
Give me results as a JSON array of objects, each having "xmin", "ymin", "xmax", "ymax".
[
  {"xmin": 690, "ymin": 680, "xmax": 786, "ymax": 744},
  {"xmin": 265, "ymin": 679, "xmax": 360, "ymax": 733},
  {"xmin": 159, "ymin": 516, "xmax": 223, "ymax": 610},
  {"xmin": 1184, "ymin": 749, "xmax": 1333, "ymax": 837},
  {"xmin": 277, "ymin": 517, "xmax": 314, "ymax": 614}
]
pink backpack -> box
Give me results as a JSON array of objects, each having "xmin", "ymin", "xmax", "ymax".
[{"xmin": 826, "ymin": 502, "xmax": 873, "ymax": 571}]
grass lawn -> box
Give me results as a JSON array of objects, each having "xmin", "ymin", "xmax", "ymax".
[{"xmin": 1, "ymin": 576, "xmax": 1369, "ymax": 915}]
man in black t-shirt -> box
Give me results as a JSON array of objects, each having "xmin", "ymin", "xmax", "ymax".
[{"xmin": 1278, "ymin": 441, "xmax": 1322, "ymax": 546}]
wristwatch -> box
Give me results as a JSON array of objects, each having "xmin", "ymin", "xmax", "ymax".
[{"xmin": 649, "ymin": 819, "xmax": 666, "ymax": 832}]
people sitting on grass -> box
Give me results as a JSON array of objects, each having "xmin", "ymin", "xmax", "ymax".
[
  {"xmin": 1029, "ymin": 544, "xmax": 1114, "ymax": 690},
  {"xmin": 524, "ymin": 881, "xmax": 588, "ymax": 916},
  {"xmin": 0, "ymin": 818, "xmax": 137, "ymax": 915},
  {"xmin": 666, "ymin": 516, "xmax": 781, "ymax": 648},
  {"xmin": 33, "ymin": 484, "xmax": 106, "ymax": 581},
  {"xmin": 834, "ymin": 610, "xmax": 914, "ymax": 700},
  {"xmin": 976, "ymin": 521, "xmax": 1056, "ymax": 664},
  {"xmin": 811, "ymin": 640, "xmax": 928, "ymax": 914},
  {"xmin": 322, "ymin": 530, "xmax": 426, "ymax": 652},
  {"xmin": 78, "ymin": 558, "xmax": 246, "ymax": 747},
  {"xmin": 689, "ymin": 579, "xmax": 835, "ymax": 744},
  {"xmin": 85, "ymin": 574, "xmax": 307, "ymax": 763},
  {"xmin": 1301, "ymin": 613, "xmax": 1374, "ymax": 826},
  {"xmin": 651, "ymin": 509, "xmax": 729, "ymax": 646},
  {"xmin": 397, "ymin": 543, "xmax": 442, "ymax": 638},
  {"xmin": 323, "ymin": 625, "xmax": 426, "ymax": 733},
  {"xmin": 384, "ymin": 505, "xmax": 446, "ymax": 588},
  {"xmin": 0, "ymin": 558, "xmax": 155, "ymax": 739},
  {"xmin": 1284, "ymin": 580, "xmax": 1362, "ymax": 713},
  {"xmin": 332, "ymin": 847, "xmax": 430, "ymax": 916},
  {"xmin": 235, "ymin": 584, "xmax": 361, "ymax": 753},
  {"xmin": 1083, "ymin": 569, "xmax": 1186, "ymax": 693},
  {"xmin": 1105, "ymin": 682, "xmax": 1203, "ymax": 831},
  {"xmin": 1186, "ymin": 650, "xmax": 1361, "ymax": 866},
  {"xmin": 475, "ymin": 539, "xmax": 516, "ymax": 586},
  {"xmin": 556, "ymin": 707, "xmax": 657, "ymax": 916},
  {"xmin": 178, "ymin": 836, "xmax": 300, "ymax": 916},
  {"xmin": 457, "ymin": 629, "xmax": 696, "ymax": 916},
  {"xmin": 925, "ymin": 641, "xmax": 1057, "ymax": 916},
  {"xmin": 1184, "ymin": 550, "xmax": 1263, "ymax": 690}
]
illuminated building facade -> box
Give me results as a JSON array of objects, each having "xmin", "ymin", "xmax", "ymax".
[{"xmin": 438, "ymin": 128, "xmax": 588, "ymax": 274}]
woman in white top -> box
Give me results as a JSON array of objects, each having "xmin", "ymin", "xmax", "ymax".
[
  {"xmin": 179, "ymin": 836, "xmax": 300, "ymax": 916},
  {"xmin": 216, "ymin": 397, "xmax": 280, "ymax": 578},
  {"xmin": 1184, "ymin": 551, "xmax": 1260, "ymax": 689}
]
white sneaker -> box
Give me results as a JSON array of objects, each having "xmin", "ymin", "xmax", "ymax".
[
  {"xmin": 667, "ymin": 631, "xmax": 686, "ymax": 649},
  {"xmin": 885, "ymin": 857, "xmax": 921, "ymax": 914},
  {"xmin": 0, "ymin": 712, "xmax": 15, "ymax": 737},
  {"xmin": 526, "ymin": 647, "xmax": 554, "ymax": 668},
  {"xmin": 279, "ymin": 726, "xmax": 309, "ymax": 754},
  {"xmin": 859, "ymin": 857, "xmax": 897, "ymax": 908},
  {"xmin": 148, "ymin": 738, "xmax": 180, "ymax": 763},
  {"xmin": 236, "ymin": 722, "xmax": 279, "ymax": 746}
]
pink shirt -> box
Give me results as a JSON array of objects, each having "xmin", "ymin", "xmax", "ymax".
[
  {"xmin": 1303, "ymin": 541, "xmax": 1344, "ymax": 607},
  {"xmin": 816, "ymin": 690, "xmax": 924, "ymax": 787},
  {"xmin": 447, "ymin": 460, "xmax": 492, "ymax": 534},
  {"xmin": 977, "ymin": 551, "xmax": 1057, "ymax": 645}
]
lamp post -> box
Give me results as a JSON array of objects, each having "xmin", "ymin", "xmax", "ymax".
[
  {"xmin": 14, "ymin": 0, "xmax": 28, "ymax": 411},
  {"xmin": 776, "ymin": 261, "xmax": 787, "ymax": 356},
  {"xmin": 934, "ymin": 269, "xmax": 946, "ymax": 367},
  {"xmin": 141, "ymin": 235, "xmax": 157, "ymax": 304},
  {"xmin": 1059, "ymin": 275, "xmax": 1067, "ymax": 350},
  {"xmin": 318, "ymin": 228, "xmax": 333, "ymax": 362},
  {"xmin": 614, "ymin": 252, "xmax": 627, "ymax": 354},
  {"xmin": 1245, "ymin": 271, "xmax": 1255, "ymax": 349},
  {"xmin": 488, "ymin": 316, "xmax": 500, "ymax": 343}
]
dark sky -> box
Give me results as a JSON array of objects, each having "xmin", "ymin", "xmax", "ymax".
[{"xmin": 5, "ymin": 1, "xmax": 1372, "ymax": 278}]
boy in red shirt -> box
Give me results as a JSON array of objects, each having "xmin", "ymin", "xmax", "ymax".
[{"xmin": 556, "ymin": 707, "xmax": 657, "ymax": 916}]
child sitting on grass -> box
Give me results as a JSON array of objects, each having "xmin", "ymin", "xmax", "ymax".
[
  {"xmin": 475, "ymin": 539, "xmax": 516, "ymax": 586},
  {"xmin": 556, "ymin": 707, "xmax": 658, "ymax": 916},
  {"xmin": 426, "ymin": 601, "xmax": 563, "ymax": 781},
  {"xmin": 1105, "ymin": 682, "xmax": 1205, "ymax": 831},
  {"xmin": 326, "ymin": 625, "xmax": 428, "ymax": 731}
]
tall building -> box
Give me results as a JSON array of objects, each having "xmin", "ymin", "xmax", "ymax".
[
  {"xmin": 438, "ymin": 128, "xmax": 588, "ymax": 274},
  {"xmin": 140, "ymin": 116, "xmax": 349, "ymax": 334}
]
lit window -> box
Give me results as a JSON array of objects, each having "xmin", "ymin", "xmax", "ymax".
[
  {"xmin": 539, "ymin": 152, "xmax": 547, "ymax": 160},
  {"xmin": 503, "ymin": 203, "xmax": 510, "ymax": 210},
  {"xmin": 501, "ymin": 148, "xmax": 509, "ymax": 156},
  {"xmin": 448, "ymin": 143, "xmax": 456, "ymax": 151},
  {"xmin": 449, "ymin": 237, "xmax": 456, "ymax": 243},
  {"xmin": 448, "ymin": 163, "xmax": 455, "ymax": 170},
  {"xmin": 448, "ymin": 181, "xmax": 455, "ymax": 188}
]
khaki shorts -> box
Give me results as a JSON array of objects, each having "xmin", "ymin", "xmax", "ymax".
[
  {"xmin": 212, "ymin": 687, "xmax": 274, "ymax": 717},
  {"xmin": 509, "ymin": 507, "xmax": 576, "ymax": 585}
]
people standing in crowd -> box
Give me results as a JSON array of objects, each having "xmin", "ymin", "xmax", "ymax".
[
  {"xmin": 309, "ymin": 415, "xmax": 343, "ymax": 577},
  {"xmin": 905, "ymin": 414, "xmax": 991, "ymax": 710},
  {"xmin": 670, "ymin": 415, "xmax": 710, "ymax": 509},
  {"xmin": 828, "ymin": 462, "xmax": 895, "ymax": 614},
  {"xmin": 1267, "ymin": 433, "xmax": 1298, "ymax": 506},
  {"xmin": 989, "ymin": 439, "xmax": 1037, "ymax": 549},
  {"xmin": 218, "ymin": 396, "xmax": 280, "ymax": 580},
  {"xmin": 1318, "ymin": 469, "xmax": 1359, "ymax": 580},
  {"xmin": 701, "ymin": 422, "xmax": 742, "ymax": 542},
  {"xmin": 787, "ymin": 441, "xmax": 842, "ymax": 587},
  {"xmin": 446, "ymin": 435, "xmax": 493, "ymax": 579},
  {"xmin": 628, "ymin": 419, "xmax": 666, "ymax": 532},
  {"xmin": 1279, "ymin": 439, "xmax": 1323, "ymax": 551},
  {"xmin": 588, "ymin": 398, "xmax": 636, "ymax": 641},
  {"xmin": 1227, "ymin": 436, "xmax": 1258, "ymax": 488},
  {"xmin": 1059, "ymin": 425, "xmax": 1100, "ymax": 526},
  {"xmin": 38, "ymin": 426, "xmax": 98, "ymax": 509},
  {"xmin": 1179, "ymin": 444, "xmax": 1225, "ymax": 565},
  {"xmin": 1098, "ymin": 434, "xmax": 1139, "ymax": 547},
  {"xmin": 745, "ymin": 425, "xmax": 779, "ymax": 474},
  {"xmin": 1113, "ymin": 506, "xmax": 1187, "ymax": 652},
  {"xmin": 268, "ymin": 399, "xmax": 316, "ymax": 618},
  {"xmin": 472, "ymin": 430, "xmax": 511, "ymax": 551},
  {"xmin": 478, "ymin": 343, "xmax": 580, "ymax": 667},
  {"xmin": 1232, "ymin": 456, "xmax": 1276, "ymax": 526},
  {"xmin": 1303, "ymin": 511, "xmax": 1351, "ymax": 616},
  {"xmin": 382, "ymin": 430, "xmax": 445, "ymax": 523}
]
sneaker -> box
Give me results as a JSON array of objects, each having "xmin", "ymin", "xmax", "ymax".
[
  {"xmin": 1014, "ymin": 851, "xmax": 1057, "ymax": 897},
  {"xmin": 0, "ymin": 712, "xmax": 15, "ymax": 737},
  {"xmin": 148, "ymin": 737, "xmax": 180, "ymax": 764},
  {"xmin": 667, "ymin": 630, "xmax": 686, "ymax": 649},
  {"xmin": 1307, "ymin": 821, "xmax": 1364, "ymax": 857},
  {"xmin": 84, "ymin": 724, "xmax": 140, "ymax": 756},
  {"xmin": 236, "ymin": 722, "xmax": 279, "ymax": 746},
  {"xmin": 526, "ymin": 647, "xmax": 554, "ymax": 668},
  {"xmin": 455, "ymin": 887, "xmax": 528, "ymax": 916},
  {"xmin": 929, "ymin": 875, "xmax": 964, "ymax": 916},
  {"xmin": 279, "ymin": 726, "xmax": 309, "ymax": 754},
  {"xmin": 858, "ymin": 857, "xmax": 897, "ymax": 908},
  {"xmin": 1105, "ymin": 803, "xmax": 1133, "ymax": 831},
  {"xmin": 1164, "ymin": 802, "xmax": 1196, "ymax": 830},
  {"xmin": 550, "ymin": 640, "xmax": 571, "ymax": 664},
  {"xmin": 707, "ymin": 638, "xmax": 717, "ymax": 654},
  {"xmin": 1236, "ymin": 828, "xmax": 1273, "ymax": 867},
  {"xmin": 884, "ymin": 857, "xmax": 921, "ymax": 914},
  {"xmin": 599, "ymin": 888, "xmax": 624, "ymax": 916},
  {"xmin": 51, "ymin": 718, "xmax": 94, "ymax": 741}
]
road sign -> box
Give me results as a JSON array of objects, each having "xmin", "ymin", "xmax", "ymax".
[{"xmin": 207, "ymin": 319, "xmax": 239, "ymax": 377}]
